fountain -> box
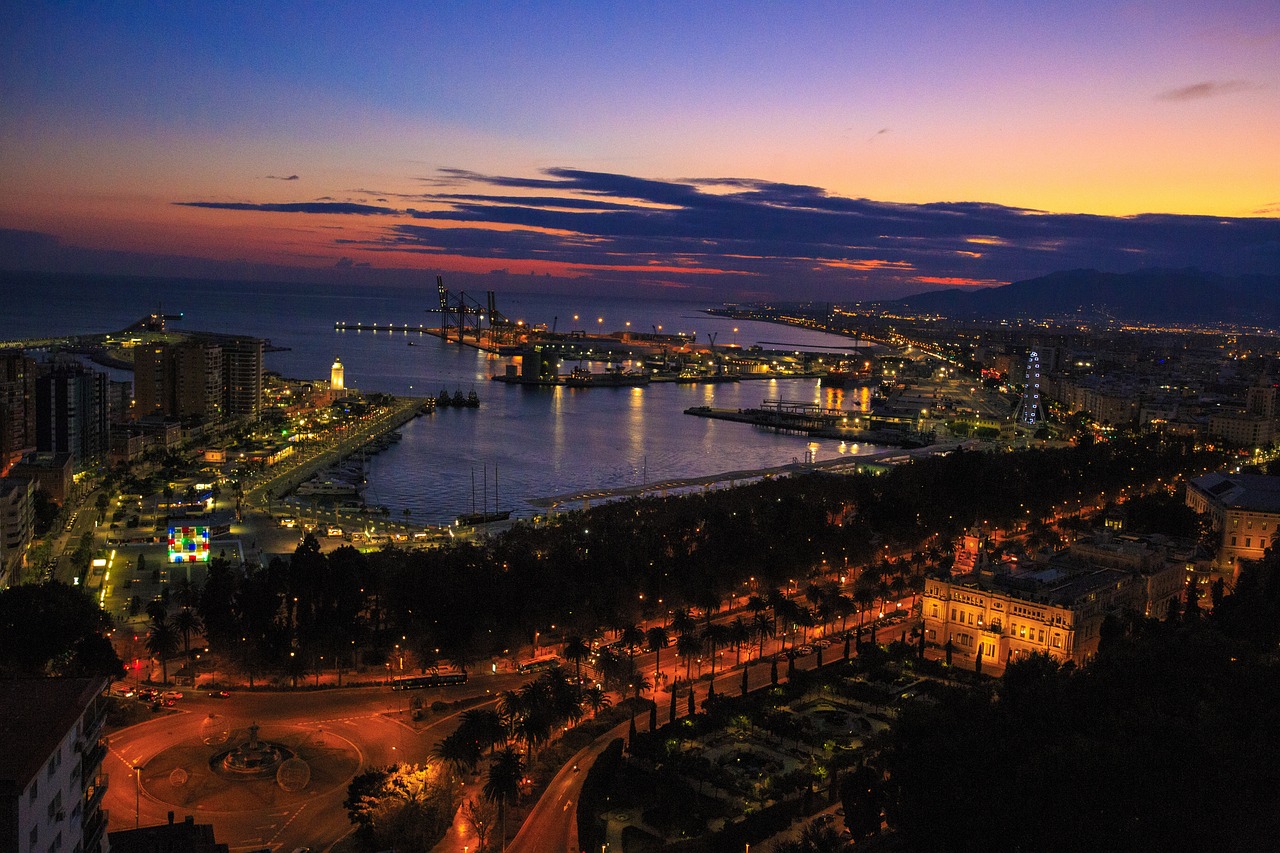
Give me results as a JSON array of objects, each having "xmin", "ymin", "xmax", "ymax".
[{"xmin": 210, "ymin": 723, "xmax": 294, "ymax": 779}]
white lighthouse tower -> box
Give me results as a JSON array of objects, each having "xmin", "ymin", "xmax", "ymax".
[{"xmin": 331, "ymin": 357, "xmax": 345, "ymax": 392}]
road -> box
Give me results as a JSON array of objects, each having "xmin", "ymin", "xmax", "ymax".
[
  {"xmin": 506, "ymin": 644, "xmax": 841, "ymax": 853},
  {"xmin": 103, "ymin": 674, "xmax": 525, "ymax": 852}
]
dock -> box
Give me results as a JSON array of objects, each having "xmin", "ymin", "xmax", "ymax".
[
  {"xmin": 685, "ymin": 402, "xmax": 930, "ymax": 444},
  {"xmin": 529, "ymin": 442, "xmax": 960, "ymax": 512},
  {"xmin": 244, "ymin": 396, "xmax": 425, "ymax": 507}
]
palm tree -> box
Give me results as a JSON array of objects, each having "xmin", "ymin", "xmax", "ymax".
[
  {"xmin": 626, "ymin": 670, "xmax": 651, "ymax": 703},
  {"xmin": 432, "ymin": 732, "xmax": 480, "ymax": 778},
  {"xmin": 497, "ymin": 690, "xmax": 525, "ymax": 735},
  {"xmin": 458, "ymin": 708, "xmax": 508, "ymax": 755},
  {"xmin": 145, "ymin": 598, "xmax": 168, "ymax": 624},
  {"xmin": 728, "ymin": 617, "xmax": 751, "ymax": 666},
  {"xmin": 645, "ymin": 625, "xmax": 669, "ymax": 682},
  {"xmin": 834, "ymin": 594, "xmax": 856, "ymax": 634},
  {"xmin": 620, "ymin": 623, "xmax": 645, "ymax": 673},
  {"xmin": 561, "ymin": 635, "xmax": 591, "ymax": 683},
  {"xmin": 670, "ymin": 607, "xmax": 697, "ymax": 638},
  {"xmin": 172, "ymin": 607, "xmax": 202, "ymax": 657},
  {"xmin": 702, "ymin": 622, "xmax": 732, "ymax": 682},
  {"xmin": 676, "ymin": 631, "xmax": 702, "ymax": 682},
  {"xmin": 753, "ymin": 611, "xmax": 776, "ymax": 660},
  {"xmin": 483, "ymin": 748, "xmax": 525, "ymax": 853},
  {"xmin": 582, "ymin": 684, "xmax": 611, "ymax": 718},
  {"xmin": 594, "ymin": 647, "xmax": 628, "ymax": 693},
  {"xmin": 145, "ymin": 619, "xmax": 179, "ymax": 684}
]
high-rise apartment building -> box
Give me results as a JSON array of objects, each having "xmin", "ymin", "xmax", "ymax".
[
  {"xmin": 171, "ymin": 341, "xmax": 223, "ymax": 420},
  {"xmin": 220, "ymin": 337, "xmax": 263, "ymax": 421},
  {"xmin": 133, "ymin": 341, "xmax": 223, "ymax": 421},
  {"xmin": 34, "ymin": 361, "xmax": 108, "ymax": 469},
  {"xmin": 131, "ymin": 343, "xmax": 167, "ymax": 419},
  {"xmin": 0, "ymin": 477, "xmax": 33, "ymax": 588},
  {"xmin": 0, "ymin": 352, "xmax": 37, "ymax": 476}
]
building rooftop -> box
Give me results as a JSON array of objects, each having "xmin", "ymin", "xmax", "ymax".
[
  {"xmin": 1191, "ymin": 472, "xmax": 1280, "ymax": 514},
  {"xmin": 955, "ymin": 563, "xmax": 1129, "ymax": 607},
  {"xmin": 109, "ymin": 814, "xmax": 230, "ymax": 853},
  {"xmin": 0, "ymin": 677, "xmax": 104, "ymax": 790}
]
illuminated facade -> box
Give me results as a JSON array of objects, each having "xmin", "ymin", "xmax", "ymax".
[
  {"xmin": 331, "ymin": 357, "xmax": 345, "ymax": 391},
  {"xmin": 923, "ymin": 535, "xmax": 1187, "ymax": 674},
  {"xmin": 168, "ymin": 525, "xmax": 210, "ymax": 564},
  {"xmin": 1187, "ymin": 472, "xmax": 1280, "ymax": 579}
]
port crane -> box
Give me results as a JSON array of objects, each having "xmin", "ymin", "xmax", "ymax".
[{"xmin": 424, "ymin": 275, "xmax": 520, "ymax": 346}]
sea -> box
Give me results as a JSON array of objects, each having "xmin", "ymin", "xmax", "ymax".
[{"xmin": 2, "ymin": 273, "xmax": 885, "ymax": 524}]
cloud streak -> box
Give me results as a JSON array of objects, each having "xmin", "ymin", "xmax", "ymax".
[
  {"xmin": 174, "ymin": 168, "xmax": 1280, "ymax": 299},
  {"xmin": 1156, "ymin": 80, "xmax": 1259, "ymax": 101}
]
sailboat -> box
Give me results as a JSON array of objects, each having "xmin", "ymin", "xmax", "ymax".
[{"xmin": 455, "ymin": 464, "xmax": 512, "ymax": 526}]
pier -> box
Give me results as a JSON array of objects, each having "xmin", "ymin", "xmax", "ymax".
[
  {"xmin": 243, "ymin": 396, "xmax": 425, "ymax": 508},
  {"xmin": 685, "ymin": 402, "xmax": 929, "ymax": 444},
  {"xmin": 528, "ymin": 442, "xmax": 960, "ymax": 513}
]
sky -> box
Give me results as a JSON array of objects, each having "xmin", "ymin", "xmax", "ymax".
[{"xmin": 1, "ymin": 1, "xmax": 1277, "ymax": 301}]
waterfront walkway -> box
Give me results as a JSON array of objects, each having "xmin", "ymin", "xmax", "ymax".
[
  {"xmin": 529, "ymin": 441, "xmax": 960, "ymax": 512},
  {"xmin": 243, "ymin": 396, "xmax": 424, "ymax": 509}
]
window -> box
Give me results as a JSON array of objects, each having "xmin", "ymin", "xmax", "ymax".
[
  {"xmin": 1038, "ymin": 630, "xmax": 1045, "ymax": 644},
  {"xmin": 951, "ymin": 608, "xmax": 957, "ymax": 621},
  {"xmin": 931, "ymin": 604, "xmax": 938, "ymax": 617},
  {"xmin": 29, "ymin": 826, "xmax": 37, "ymax": 847},
  {"xmin": 29, "ymin": 778, "xmax": 37, "ymax": 803},
  {"xmin": 1053, "ymin": 633, "xmax": 1062, "ymax": 648},
  {"xmin": 1246, "ymin": 538, "xmax": 1252, "ymax": 548},
  {"xmin": 1232, "ymin": 536, "xmax": 1237, "ymax": 546}
]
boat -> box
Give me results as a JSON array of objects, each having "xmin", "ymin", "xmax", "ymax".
[
  {"xmin": 455, "ymin": 509, "xmax": 513, "ymax": 526},
  {"xmin": 675, "ymin": 373, "xmax": 739, "ymax": 384},
  {"xmin": 407, "ymin": 341, "xmax": 417, "ymax": 346},
  {"xmin": 820, "ymin": 370, "xmax": 879, "ymax": 389},
  {"xmin": 455, "ymin": 465, "xmax": 509, "ymax": 526},
  {"xmin": 296, "ymin": 480, "xmax": 361, "ymax": 497},
  {"xmin": 465, "ymin": 389, "xmax": 480, "ymax": 408}
]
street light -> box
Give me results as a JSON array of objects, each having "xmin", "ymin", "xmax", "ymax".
[{"xmin": 133, "ymin": 765, "xmax": 141, "ymax": 828}]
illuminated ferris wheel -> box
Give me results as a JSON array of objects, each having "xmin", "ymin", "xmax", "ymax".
[{"xmin": 1017, "ymin": 351, "xmax": 1046, "ymax": 426}]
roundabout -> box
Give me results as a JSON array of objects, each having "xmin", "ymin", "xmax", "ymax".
[{"xmin": 136, "ymin": 719, "xmax": 360, "ymax": 813}]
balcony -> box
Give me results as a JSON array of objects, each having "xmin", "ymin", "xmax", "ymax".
[
  {"xmin": 85, "ymin": 773, "xmax": 108, "ymax": 813},
  {"xmin": 80, "ymin": 739, "xmax": 107, "ymax": 782},
  {"xmin": 82, "ymin": 807, "xmax": 108, "ymax": 852}
]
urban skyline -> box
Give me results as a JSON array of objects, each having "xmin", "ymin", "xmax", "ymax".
[{"xmin": 3, "ymin": 2, "xmax": 1278, "ymax": 299}]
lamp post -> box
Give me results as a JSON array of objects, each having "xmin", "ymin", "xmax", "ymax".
[{"xmin": 133, "ymin": 765, "xmax": 141, "ymax": 828}]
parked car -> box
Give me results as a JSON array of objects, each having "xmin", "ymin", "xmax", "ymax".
[
  {"xmin": 161, "ymin": 690, "xmax": 184, "ymax": 701},
  {"xmin": 207, "ymin": 690, "xmax": 230, "ymax": 699}
]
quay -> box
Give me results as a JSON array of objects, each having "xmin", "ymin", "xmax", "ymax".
[
  {"xmin": 529, "ymin": 442, "xmax": 960, "ymax": 512},
  {"xmin": 685, "ymin": 401, "xmax": 930, "ymax": 445},
  {"xmin": 244, "ymin": 396, "xmax": 425, "ymax": 508}
]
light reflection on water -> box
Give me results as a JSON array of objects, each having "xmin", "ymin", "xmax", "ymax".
[{"xmin": 1, "ymin": 277, "xmax": 886, "ymax": 524}]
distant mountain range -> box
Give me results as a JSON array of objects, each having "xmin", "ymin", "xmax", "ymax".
[{"xmin": 893, "ymin": 268, "xmax": 1280, "ymax": 326}]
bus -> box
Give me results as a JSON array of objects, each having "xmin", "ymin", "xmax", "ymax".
[
  {"xmin": 391, "ymin": 672, "xmax": 468, "ymax": 690},
  {"xmin": 517, "ymin": 655, "xmax": 562, "ymax": 675}
]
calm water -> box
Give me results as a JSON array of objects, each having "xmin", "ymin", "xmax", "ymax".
[{"xmin": 3, "ymin": 273, "xmax": 884, "ymax": 522}]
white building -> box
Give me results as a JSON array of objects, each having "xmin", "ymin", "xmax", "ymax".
[
  {"xmin": 0, "ymin": 677, "xmax": 111, "ymax": 853},
  {"xmin": 330, "ymin": 357, "xmax": 345, "ymax": 392}
]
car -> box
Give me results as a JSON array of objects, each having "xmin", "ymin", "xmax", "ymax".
[
  {"xmin": 207, "ymin": 690, "xmax": 230, "ymax": 699},
  {"xmin": 136, "ymin": 687, "xmax": 159, "ymax": 701},
  {"xmin": 161, "ymin": 690, "xmax": 184, "ymax": 701},
  {"xmin": 812, "ymin": 637, "xmax": 833, "ymax": 648}
]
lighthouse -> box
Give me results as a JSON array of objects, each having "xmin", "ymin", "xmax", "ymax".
[{"xmin": 331, "ymin": 357, "xmax": 345, "ymax": 391}]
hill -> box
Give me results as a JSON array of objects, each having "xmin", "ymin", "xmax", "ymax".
[{"xmin": 894, "ymin": 268, "xmax": 1280, "ymax": 325}]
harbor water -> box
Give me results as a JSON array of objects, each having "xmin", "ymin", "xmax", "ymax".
[{"xmin": 2, "ymin": 274, "xmax": 886, "ymax": 523}]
